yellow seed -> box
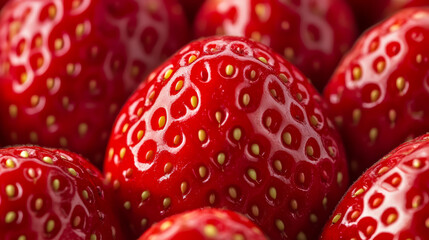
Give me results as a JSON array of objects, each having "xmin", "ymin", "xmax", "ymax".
[
  {"xmin": 125, "ymin": 168, "xmax": 133, "ymax": 178},
  {"xmin": 297, "ymin": 232, "xmax": 307, "ymax": 240},
  {"xmin": 323, "ymin": 197, "xmax": 328, "ymax": 208},
  {"xmin": 90, "ymin": 234, "xmax": 97, "ymax": 240},
  {"xmin": 173, "ymin": 135, "xmax": 181, "ymax": 145},
  {"xmin": 282, "ymin": 132, "xmax": 292, "ymax": 145},
  {"xmin": 66, "ymin": 63, "xmax": 75, "ymax": 75},
  {"xmin": 251, "ymin": 144, "xmax": 260, "ymax": 156},
  {"xmin": 68, "ymin": 168, "xmax": 77, "ymax": 176},
  {"xmin": 141, "ymin": 191, "xmax": 150, "ymax": 201},
  {"xmin": 158, "ymin": 116, "xmax": 166, "ymax": 128},
  {"xmin": 137, "ymin": 130, "xmax": 144, "ymax": 141},
  {"xmin": 255, "ymin": 3, "xmax": 267, "ymax": 21},
  {"xmin": 20, "ymin": 72, "xmax": 27, "ymax": 84},
  {"xmin": 412, "ymin": 195, "xmax": 422, "ymax": 208},
  {"xmin": 328, "ymin": 146, "xmax": 335, "ymax": 157},
  {"xmin": 378, "ymin": 166, "xmax": 389, "ymax": 175},
  {"xmin": 82, "ymin": 190, "xmax": 89, "ymax": 200},
  {"xmin": 48, "ymin": 5, "xmax": 57, "ymax": 19},
  {"xmin": 426, "ymin": 218, "xmax": 429, "ymax": 228},
  {"xmin": 191, "ymin": 96, "xmax": 198, "ymax": 108},
  {"xmin": 372, "ymin": 197, "xmax": 382, "ymax": 208},
  {"xmin": 417, "ymin": 54, "xmax": 423, "ymax": 63},
  {"xmin": 352, "ymin": 66, "xmax": 362, "ymax": 80},
  {"xmin": 30, "ymin": 132, "xmax": 38, "ymax": 143},
  {"xmin": 163, "ymin": 197, "xmax": 171, "ymax": 208},
  {"xmin": 141, "ymin": 218, "xmax": 148, "ymax": 227},
  {"xmin": 376, "ymin": 61, "xmax": 385, "ymax": 73},
  {"xmin": 46, "ymin": 115, "xmax": 55, "ymax": 127},
  {"xmin": 9, "ymin": 105, "xmax": 17, "ymax": 118},
  {"xmin": 290, "ymin": 199, "xmax": 298, "ymax": 210},
  {"xmin": 233, "ymin": 128, "xmax": 242, "ymax": 141},
  {"xmin": 412, "ymin": 159, "xmax": 422, "ymax": 168},
  {"xmin": 35, "ymin": 198, "xmax": 43, "ymax": 211},
  {"xmin": 188, "ymin": 55, "xmax": 197, "ymax": 64},
  {"xmin": 31, "ymin": 95, "xmax": 40, "ymax": 107},
  {"xmin": 46, "ymin": 219, "xmax": 55, "ymax": 233},
  {"xmin": 164, "ymin": 69, "xmax": 173, "ymax": 80},
  {"xmin": 258, "ymin": 57, "xmax": 268, "ymax": 64},
  {"xmin": 209, "ymin": 194, "xmax": 216, "ymax": 204},
  {"xmin": 269, "ymin": 187, "xmax": 277, "ymax": 199},
  {"xmin": 251, "ymin": 31, "xmax": 261, "ymax": 42},
  {"xmin": 20, "ymin": 151, "xmax": 29, "ymax": 158},
  {"xmin": 251, "ymin": 205, "xmax": 259, "ymax": 216},
  {"xmin": 225, "ymin": 65, "xmax": 234, "ymax": 76},
  {"xmin": 43, "ymin": 156, "xmax": 53, "ymax": 164},
  {"xmin": 275, "ymin": 219, "xmax": 285, "ymax": 231},
  {"xmin": 6, "ymin": 185, "xmax": 15, "ymax": 198},
  {"xmin": 310, "ymin": 214, "xmax": 318, "ymax": 223},
  {"xmin": 113, "ymin": 180, "xmax": 120, "ymax": 190},
  {"xmin": 306, "ymin": 146, "xmax": 314, "ymax": 157},
  {"xmin": 248, "ymin": 169, "xmax": 257, "ymax": 181},
  {"xmin": 54, "ymin": 38, "xmax": 63, "ymax": 51},
  {"xmin": 279, "ymin": 73, "xmax": 288, "ymax": 82},
  {"xmin": 215, "ymin": 111, "xmax": 222, "ymax": 123},
  {"xmin": 164, "ymin": 163, "xmax": 172, "ymax": 174},
  {"xmin": 204, "ymin": 224, "xmax": 218, "ymax": 238},
  {"xmin": 217, "ymin": 153, "xmax": 226, "ymax": 165},
  {"xmin": 332, "ymin": 214, "xmax": 341, "ymax": 224},
  {"xmin": 175, "ymin": 80, "xmax": 184, "ymax": 91},
  {"xmin": 274, "ymin": 160, "xmax": 282, "ymax": 171},
  {"xmin": 199, "ymin": 166, "xmax": 207, "ymax": 178},
  {"xmin": 370, "ymin": 89, "xmax": 380, "ymax": 102},
  {"xmin": 396, "ymin": 77, "xmax": 405, "ymax": 92},
  {"xmin": 119, "ymin": 147, "xmax": 126, "ymax": 159},
  {"xmin": 337, "ymin": 172, "xmax": 343, "ymax": 185},
  {"xmin": 386, "ymin": 213, "xmax": 397, "ymax": 225},
  {"xmin": 353, "ymin": 188, "xmax": 365, "ymax": 197},
  {"xmin": 181, "ymin": 182, "xmax": 188, "ymax": 194},
  {"xmin": 351, "ymin": 210, "xmax": 360, "ymax": 220},
  {"xmin": 124, "ymin": 201, "xmax": 131, "ymax": 210},
  {"xmin": 242, "ymin": 93, "xmax": 250, "ymax": 106},
  {"xmin": 160, "ymin": 221, "xmax": 172, "ymax": 231},
  {"xmin": 52, "ymin": 179, "xmax": 60, "ymax": 191},
  {"xmin": 18, "ymin": 235, "xmax": 26, "ymax": 240},
  {"xmin": 78, "ymin": 123, "xmax": 88, "ymax": 137},
  {"xmin": 122, "ymin": 123, "xmax": 129, "ymax": 133},
  {"xmin": 5, "ymin": 211, "xmax": 16, "ymax": 223},
  {"xmin": 5, "ymin": 159, "xmax": 15, "ymax": 168},
  {"xmin": 76, "ymin": 23, "xmax": 84, "ymax": 37},
  {"xmin": 229, "ymin": 187, "xmax": 237, "ymax": 199},
  {"xmin": 389, "ymin": 109, "xmax": 397, "ymax": 124},
  {"xmin": 390, "ymin": 23, "xmax": 400, "ymax": 32},
  {"xmin": 198, "ymin": 129, "xmax": 207, "ymax": 142},
  {"xmin": 146, "ymin": 150, "xmax": 154, "ymax": 161},
  {"xmin": 250, "ymin": 70, "xmax": 256, "ymax": 79},
  {"xmin": 353, "ymin": 109, "xmax": 361, "ymax": 124},
  {"xmin": 310, "ymin": 115, "xmax": 318, "ymax": 127},
  {"xmin": 369, "ymin": 128, "xmax": 378, "ymax": 142}
]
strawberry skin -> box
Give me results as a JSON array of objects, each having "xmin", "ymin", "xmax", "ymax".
[
  {"xmin": 139, "ymin": 208, "xmax": 267, "ymax": 240},
  {"xmin": 321, "ymin": 133, "xmax": 429, "ymax": 239},
  {"xmin": 0, "ymin": 0, "xmax": 189, "ymax": 167},
  {"xmin": 193, "ymin": 0, "xmax": 357, "ymax": 91},
  {"xmin": 347, "ymin": 0, "xmax": 429, "ymax": 32},
  {"xmin": 0, "ymin": 146, "xmax": 125, "ymax": 239},
  {"xmin": 324, "ymin": 8, "xmax": 429, "ymax": 180},
  {"xmin": 104, "ymin": 36, "xmax": 349, "ymax": 239}
]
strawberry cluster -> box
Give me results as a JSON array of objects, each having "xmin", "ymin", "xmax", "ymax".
[{"xmin": 0, "ymin": 0, "xmax": 429, "ymax": 240}]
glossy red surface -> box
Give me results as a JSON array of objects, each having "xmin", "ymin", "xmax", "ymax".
[
  {"xmin": 194, "ymin": 0, "xmax": 357, "ymax": 91},
  {"xmin": 104, "ymin": 36, "xmax": 349, "ymax": 239},
  {"xmin": 0, "ymin": 0, "xmax": 189, "ymax": 167},
  {"xmin": 0, "ymin": 146, "xmax": 125, "ymax": 239},
  {"xmin": 324, "ymin": 8, "xmax": 429, "ymax": 180},
  {"xmin": 321, "ymin": 134, "xmax": 429, "ymax": 239},
  {"xmin": 139, "ymin": 208, "xmax": 267, "ymax": 240}
]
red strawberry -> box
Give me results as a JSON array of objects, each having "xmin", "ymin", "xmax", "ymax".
[
  {"xmin": 347, "ymin": 0, "xmax": 429, "ymax": 32},
  {"xmin": 139, "ymin": 208, "xmax": 267, "ymax": 240},
  {"xmin": 0, "ymin": 146, "xmax": 125, "ymax": 239},
  {"xmin": 179, "ymin": 0, "xmax": 205, "ymax": 22},
  {"xmin": 193, "ymin": 0, "xmax": 357, "ymax": 91},
  {"xmin": 0, "ymin": 0, "xmax": 189, "ymax": 167},
  {"xmin": 321, "ymin": 133, "xmax": 429, "ymax": 239},
  {"xmin": 104, "ymin": 36, "xmax": 349, "ymax": 239},
  {"xmin": 324, "ymin": 8, "xmax": 429, "ymax": 180}
]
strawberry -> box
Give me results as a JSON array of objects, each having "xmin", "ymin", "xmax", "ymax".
[
  {"xmin": 139, "ymin": 208, "xmax": 267, "ymax": 240},
  {"xmin": 179, "ymin": 0, "xmax": 205, "ymax": 23},
  {"xmin": 321, "ymin": 133, "xmax": 429, "ymax": 239},
  {"xmin": 0, "ymin": 0, "xmax": 189, "ymax": 167},
  {"xmin": 104, "ymin": 36, "xmax": 349, "ymax": 239},
  {"xmin": 347, "ymin": 0, "xmax": 429, "ymax": 32},
  {"xmin": 193, "ymin": 0, "xmax": 357, "ymax": 91},
  {"xmin": 324, "ymin": 8, "xmax": 429, "ymax": 180},
  {"xmin": 0, "ymin": 146, "xmax": 125, "ymax": 239}
]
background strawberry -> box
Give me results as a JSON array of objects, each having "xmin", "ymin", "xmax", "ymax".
[
  {"xmin": 347, "ymin": 0, "xmax": 429, "ymax": 32},
  {"xmin": 179, "ymin": 0, "xmax": 205, "ymax": 23},
  {"xmin": 104, "ymin": 36, "xmax": 349, "ymax": 239},
  {"xmin": 324, "ymin": 8, "xmax": 429, "ymax": 180},
  {"xmin": 0, "ymin": 0, "xmax": 189, "ymax": 167},
  {"xmin": 193, "ymin": 0, "xmax": 357, "ymax": 91},
  {"xmin": 321, "ymin": 133, "xmax": 429, "ymax": 239},
  {"xmin": 139, "ymin": 208, "xmax": 267, "ymax": 240},
  {"xmin": 0, "ymin": 146, "xmax": 125, "ymax": 239}
]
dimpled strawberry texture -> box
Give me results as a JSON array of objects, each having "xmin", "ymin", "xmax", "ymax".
[
  {"xmin": 139, "ymin": 208, "xmax": 267, "ymax": 240},
  {"xmin": 0, "ymin": 146, "xmax": 125, "ymax": 240},
  {"xmin": 104, "ymin": 36, "xmax": 349, "ymax": 239},
  {"xmin": 194, "ymin": 0, "xmax": 357, "ymax": 91},
  {"xmin": 324, "ymin": 8, "xmax": 429, "ymax": 180},
  {"xmin": 321, "ymin": 134, "xmax": 429, "ymax": 239},
  {"xmin": 0, "ymin": 0, "xmax": 189, "ymax": 167},
  {"xmin": 347, "ymin": 0, "xmax": 429, "ymax": 32}
]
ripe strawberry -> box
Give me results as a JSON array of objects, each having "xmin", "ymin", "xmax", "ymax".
[
  {"xmin": 193, "ymin": 0, "xmax": 357, "ymax": 91},
  {"xmin": 139, "ymin": 208, "xmax": 267, "ymax": 240},
  {"xmin": 0, "ymin": 0, "xmax": 189, "ymax": 167},
  {"xmin": 104, "ymin": 36, "xmax": 349, "ymax": 239},
  {"xmin": 347, "ymin": 0, "xmax": 429, "ymax": 32},
  {"xmin": 321, "ymin": 133, "xmax": 429, "ymax": 239},
  {"xmin": 324, "ymin": 8, "xmax": 429, "ymax": 180},
  {"xmin": 0, "ymin": 146, "xmax": 125, "ymax": 239}
]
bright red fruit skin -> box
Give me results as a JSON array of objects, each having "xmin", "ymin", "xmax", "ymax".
[
  {"xmin": 324, "ymin": 8, "xmax": 429, "ymax": 180},
  {"xmin": 139, "ymin": 208, "xmax": 267, "ymax": 240},
  {"xmin": 193, "ymin": 0, "xmax": 357, "ymax": 91},
  {"xmin": 0, "ymin": 146, "xmax": 125, "ymax": 239},
  {"xmin": 0, "ymin": 0, "xmax": 189, "ymax": 167},
  {"xmin": 321, "ymin": 134, "xmax": 429, "ymax": 239},
  {"xmin": 104, "ymin": 36, "xmax": 349, "ymax": 239},
  {"xmin": 347, "ymin": 0, "xmax": 429, "ymax": 32}
]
